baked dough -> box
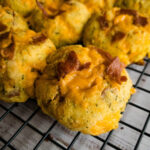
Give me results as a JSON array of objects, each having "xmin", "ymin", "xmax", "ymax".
[
  {"xmin": 83, "ymin": 7, "xmax": 150, "ymax": 65},
  {"xmin": 36, "ymin": 45, "xmax": 133, "ymax": 135},
  {"xmin": 0, "ymin": 7, "xmax": 56, "ymax": 102},
  {"xmin": 29, "ymin": 0, "xmax": 91, "ymax": 47}
]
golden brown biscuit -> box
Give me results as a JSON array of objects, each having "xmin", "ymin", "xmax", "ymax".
[
  {"xmin": 83, "ymin": 7, "xmax": 150, "ymax": 65},
  {"xmin": 36, "ymin": 45, "xmax": 133, "ymax": 135},
  {"xmin": 29, "ymin": 0, "xmax": 91, "ymax": 47},
  {"xmin": 0, "ymin": 7, "xmax": 56, "ymax": 102}
]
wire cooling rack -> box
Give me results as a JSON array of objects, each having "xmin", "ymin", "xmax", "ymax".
[{"xmin": 0, "ymin": 58, "xmax": 150, "ymax": 150}]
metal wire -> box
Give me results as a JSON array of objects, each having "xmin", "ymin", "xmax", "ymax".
[
  {"xmin": 0, "ymin": 59, "xmax": 150, "ymax": 150},
  {"xmin": 67, "ymin": 132, "xmax": 81, "ymax": 150}
]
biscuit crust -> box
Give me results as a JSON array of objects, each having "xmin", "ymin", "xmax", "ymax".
[
  {"xmin": 83, "ymin": 8, "xmax": 150, "ymax": 65},
  {"xmin": 36, "ymin": 45, "xmax": 133, "ymax": 135}
]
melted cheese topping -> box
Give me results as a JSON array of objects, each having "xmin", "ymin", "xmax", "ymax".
[
  {"xmin": 0, "ymin": 9, "xmax": 56, "ymax": 103},
  {"xmin": 30, "ymin": 1, "xmax": 91, "ymax": 47},
  {"xmin": 83, "ymin": 7, "xmax": 150, "ymax": 65},
  {"xmin": 59, "ymin": 49, "xmax": 105, "ymax": 105},
  {"xmin": 36, "ymin": 45, "xmax": 133, "ymax": 135}
]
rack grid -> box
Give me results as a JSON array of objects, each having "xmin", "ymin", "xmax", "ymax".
[{"xmin": 0, "ymin": 58, "xmax": 150, "ymax": 150}]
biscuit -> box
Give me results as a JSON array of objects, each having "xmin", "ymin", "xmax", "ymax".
[
  {"xmin": 36, "ymin": 45, "xmax": 133, "ymax": 135},
  {"xmin": 0, "ymin": 7, "xmax": 56, "ymax": 102},
  {"xmin": 29, "ymin": 1, "xmax": 91, "ymax": 47},
  {"xmin": 83, "ymin": 7, "xmax": 150, "ymax": 65}
]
